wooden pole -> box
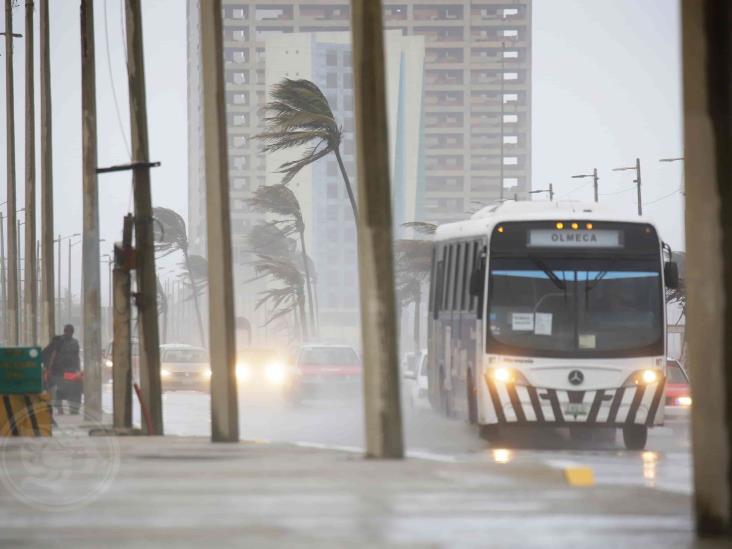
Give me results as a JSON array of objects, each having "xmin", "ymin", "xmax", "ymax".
[
  {"xmin": 112, "ymin": 216, "xmax": 133, "ymax": 429},
  {"xmin": 39, "ymin": 0, "xmax": 55, "ymax": 344},
  {"xmin": 4, "ymin": 0, "xmax": 19, "ymax": 345},
  {"xmin": 24, "ymin": 0, "xmax": 37, "ymax": 345},
  {"xmin": 682, "ymin": 0, "xmax": 732, "ymax": 536},
  {"xmin": 80, "ymin": 0, "xmax": 102, "ymax": 420},
  {"xmin": 199, "ymin": 0, "xmax": 239, "ymax": 442},
  {"xmin": 124, "ymin": 0, "xmax": 163, "ymax": 435},
  {"xmin": 0, "ymin": 212, "xmax": 6, "ymax": 343},
  {"xmin": 350, "ymin": 0, "xmax": 404, "ymax": 458}
]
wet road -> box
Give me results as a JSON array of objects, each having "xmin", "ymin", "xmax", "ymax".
[{"xmin": 102, "ymin": 386, "xmax": 692, "ymax": 495}]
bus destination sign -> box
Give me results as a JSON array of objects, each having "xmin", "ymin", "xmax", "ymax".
[{"xmin": 528, "ymin": 229, "xmax": 622, "ymax": 248}]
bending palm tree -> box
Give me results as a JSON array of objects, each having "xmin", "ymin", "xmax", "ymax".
[
  {"xmin": 153, "ymin": 207, "xmax": 207, "ymax": 348},
  {"xmin": 248, "ymin": 184, "xmax": 317, "ymax": 335},
  {"xmin": 249, "ymin": 254, "xmax": 308, "ymax": 340},
  {"xmin": 257, "ymin": 78, "xmax": 358, "ymax": 223}
]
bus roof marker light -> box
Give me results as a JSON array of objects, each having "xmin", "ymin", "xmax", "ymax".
[
  {"xmin": 497, "ymin": 226, "xmax": 504, "ymax": 233},
  {"xmin": 586, "ymin": 223, "xmax": 593, "ymax": 230},
  {"xmin": 571, "ymin": 222, "xmax": 579, "ymax": 230},
  {"xmin": 555, "ymin": 222, "xmax": 564, "ymax": 230}
]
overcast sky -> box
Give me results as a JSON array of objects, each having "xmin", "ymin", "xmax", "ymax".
[{"xmin": 0, "ymin": 0, "xmax": 683, "ymax": 296}]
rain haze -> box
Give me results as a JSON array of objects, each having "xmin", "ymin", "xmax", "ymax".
[{"xmin": 0, "ymin": 1, "xmax": 705, "ymax": 546}]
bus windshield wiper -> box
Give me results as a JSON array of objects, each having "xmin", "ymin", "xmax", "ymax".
[{"xmin": 529, "ymin": 256, "xmax": 566, "ymax": 291}]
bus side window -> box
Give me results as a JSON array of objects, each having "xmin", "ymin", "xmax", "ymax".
[
  {"xmin": 462, "ymin": 241, "xmax": 475, "ymax": 311},
  {"xmin": 444, "ymin": 245, "xmax": 454, "ymax": 311},
  {"xmin": 469, "ymin": 244, "xmax": 486, "ymax": 318},
  {"xmin": 453, "ymin": 243, "xmax": 463, "ymax": 311}
]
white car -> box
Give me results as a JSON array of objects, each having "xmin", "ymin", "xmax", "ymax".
[
  {"xmin": 159, "ymin": 344, "xmax": 210, "ymax": 392},
  {"xmin": 403, "ymin": 350, "xmax": 429, "ymax": 411}
]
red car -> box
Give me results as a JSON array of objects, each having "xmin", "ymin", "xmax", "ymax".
[
  {"xmin": 289, "ymin": 344, "xmax": 361, "ymax": 402},
  {"xmin": 666, "ymin": 358, "xmax": 692, "ymax": 408}
]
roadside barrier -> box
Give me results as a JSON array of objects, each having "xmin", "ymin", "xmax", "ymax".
[{"xmin": 0, "ymin": 393, "xmax": 53, "ymax": 437}]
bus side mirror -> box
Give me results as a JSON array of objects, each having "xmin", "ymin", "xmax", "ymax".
[{"xmin": 664, "ymin": 261, "xmax": 679, "ymax": 290}]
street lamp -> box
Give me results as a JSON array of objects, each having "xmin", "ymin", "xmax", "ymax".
[
  {"xmin": 571, "ymin": 169, "xmax": 599, "ymax": 203},
  {"xmin": 529, "ymin": 184, "xmax": 554, "ymax": 201},
  {"xmin": 53, "ymin": 232, "xmax": 81, "ymax": 328},
  {"xmin": 659, "ymin": 157, "xmax": 684, "ymax": 163},
  {"xmin": 613, "ymin": 158, "xmax": 643, "ymax": 215}
]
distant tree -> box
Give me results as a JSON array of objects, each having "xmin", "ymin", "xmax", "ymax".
[
  {"xmin": 256, "ymin": 78, "xmax": 358, "ymax": 223},
  {"xmin": 248, "ymin": 255, "xmax": 308, "ymax": 340},
  {"xmin": 248, "ymin": 184, "xmax": 317, "ymax": 335},
  {"xmin": 153, "ymin": 207, "xmax": 207, "ymax": 347},
  {"xmin": 394, "ymin": 223, "xmax": 435, "ymax": 351}
]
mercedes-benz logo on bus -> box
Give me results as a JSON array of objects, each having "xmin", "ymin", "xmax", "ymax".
[{"xmin": 568, "ymin": 370, "xmax": 584, "ymax": 386}]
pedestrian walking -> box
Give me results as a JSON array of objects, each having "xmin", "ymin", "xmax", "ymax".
[{"xmin": 44, "ymin": 324, "xmax": 82, "ymax": 414}]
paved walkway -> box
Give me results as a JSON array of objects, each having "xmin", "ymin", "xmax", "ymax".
[{"xmin": 0, "ymin": 416, "xmax": 723, "ymax": 548}]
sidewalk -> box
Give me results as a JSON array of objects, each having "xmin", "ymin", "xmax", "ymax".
[{"xmin": 0, "ymin": 416, "xmax": 719, "ymax": 548}]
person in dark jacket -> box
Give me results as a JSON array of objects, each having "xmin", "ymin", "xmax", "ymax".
[{"xmin": 45, "ymin": 325, "xmax": 82, "ymax": 415}]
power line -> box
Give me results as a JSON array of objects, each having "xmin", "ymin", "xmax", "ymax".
[
  {"xmin": 557, "ymin": 180, "xmax": 591, "ymax": 200},
  {"xmin": 103, "ymin": 0, "xmax": 130, "ymax": 158},
  {"xmin": 643, "ymin": 187, "xmax": 683, "ymax": 206},
  {"xmin": 600, "ymin": 185, "xmax": 636, "ymax": 197}
]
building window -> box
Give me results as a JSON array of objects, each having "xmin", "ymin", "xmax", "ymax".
[
  {"xmin": 503, "ymin": 93, "xmax": 518, "ymax": 103},
  {"xmin": 233, "ymin": 29, "xmax": 247, "ymax": 42},
  {"xmin": 233, "ymin": 93, "xmax": 248, "ymax": 105},
  {"xmin": 503, "ymin": 114, "xmax": 518, "ymax": 124},
  {"xmin": 503, "ymin": 72, "xmax": 519, "ymax": 81},
  {"xmin": 232, "ymin": 8, "xmax": 246, "ymax": 20},
  {"xmin": 504, "ymin": 135, "xmax": 518, "ymax": 145},
  {"xmin": 327, "ymin": 51, "xmax": 338, "ymax": 66},
  {"xmin": 503, "ymin": 29, "xmax": 519, "ymax": 38},
  {"xmin": 233, "ymin": 50, "xmax": 248, "ymax": 63},
  {"xmin": 233, "ymin": 72, "xmax": 248, "ymax": 85},
  {"xmin": 503, "ymin": 157, "xmax": 518, "ymax": 165},
  {"xmin": 504, "ymin": 50, "xmax": 519, "ymax": 59},
  {"xmin": 502, "ymin": 8, "xmax": 519, "ymax": 18},
  {"xmin": 327, "ymin": 72, "xmax": 338, "ymax": 88},
  {"xmin": 503, "ymin": 177, "xmax": 518, "ymax": 189}
]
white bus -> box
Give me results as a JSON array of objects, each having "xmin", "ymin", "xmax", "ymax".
[{"xmin": 426, "ymin": 201, "xmax": 679, "ymax": 450}]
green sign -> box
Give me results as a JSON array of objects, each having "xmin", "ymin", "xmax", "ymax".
[{"xmin": 0, "ymin": 347, "xmax": 43, "ymax": 394}]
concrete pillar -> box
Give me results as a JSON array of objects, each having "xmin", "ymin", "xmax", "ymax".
[{"xmin": 682, "ymin": 0, "xmax": 732, "ymax": 536}]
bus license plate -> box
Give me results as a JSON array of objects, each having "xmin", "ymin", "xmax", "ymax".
[{"xmin": 565, "ymin": 403, "xmax": 589, "ymax": 416}]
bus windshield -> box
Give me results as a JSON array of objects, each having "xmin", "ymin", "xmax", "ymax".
[{"xmin": 487, "ymin": 256, "xmax": 663, "ymax": 358}]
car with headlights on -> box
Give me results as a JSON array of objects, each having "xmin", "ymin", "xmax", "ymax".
[
  {"xmin": 235, "ymin": 347, "xmax": 291, "ymax": 394},
  {"xmin": 102, "ymin": 339, "xmax": 139, "ymax": 383},
  {"xmin": 160, "ymin": 344, "xmax": 210, "ymax": 392},
  {"xmin": 289, "ymin": 344, "xmax": 361, "ymax": 402},
  {"xmin": 665, "ymin": 358, "xmax": 691, "ymax": 419}
]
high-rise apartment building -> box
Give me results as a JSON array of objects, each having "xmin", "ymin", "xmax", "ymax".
[{"xmin": 187, "ymin": 1, "xmax": 532, "ymax": 342}]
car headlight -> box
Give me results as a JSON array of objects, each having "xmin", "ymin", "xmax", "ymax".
[
  {"xmin": 160, "ymin": 368, "xmax": 171, "ymax": 379},
  {"xmin": 487, "ymin": 366, "xmax": 529, "ymax": 385},
  {"xmin": 203, "ymin": 369, "xmax": 212, "ymax": 380},
  {"xmin": 104, "ymin": 359, "xmax": 113, "ymax": 368},
  {"xmin": 676, "ymin": 396, "xmax": 692, "ymax": 407},
  {"xmin": 623, "ymin": 369, "xmax": 662, "ymax": 387},
  {"xmin": 236, "ymin": 363, "xmax": 251, "ymax": 382},
  {"xmin": 265, "ymin": 362, "xmax": 287, "ymax": 385}
]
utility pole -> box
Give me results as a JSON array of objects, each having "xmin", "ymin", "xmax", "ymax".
[
  {"xmin": 350, "ymin": 0, "xmax": 404, "ymax": 458},
  {"xmin": 499, "ymin": 41, "xmax": 505, "ymax": 202},
  {"xmin": 529, "ymin": 184, "xmax": 553, "ymax": 201},
  {"xmin": 125, "ymin": 0, "xmax": 163, "ymax": 435},
  {"xmin": 613, "ymin": 159, "xmax": 643, "ymax": 215},
  {"xmin": 24, "ymin": 0, "xmax": 37, "ymax": 345},
  {"xmin": 0, "ymin": 212, "xmax": 5, "ymax": 342},
  {"xmin": 3, "ymin": 0, "xmax": 22, "ymax": 345},
  {"xmin": 571, "ymin": 169, "xmax": 599, "ymax": 203},
  {"xmin": 40, "ymin": 0, "xmax": 55, "ymax": 343},
  {"xmin": 80, "ymin": 0, "xmax": 102, "ymax": 420},
  {"xmin": 112, "ymin": 215, "xmax": 133, "ymax": 430},
  {"xmin": 199, "ymin": 0, "xmax": 239, "ymax": 442}
]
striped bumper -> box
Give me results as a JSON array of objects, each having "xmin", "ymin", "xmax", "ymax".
[
  {"xmin": 1, "ymin": 394, "xmax": 53, "ymax": 437},
  {"xmin": 484, "ymin": 377, "xmax": 665, "ymax": 427}
]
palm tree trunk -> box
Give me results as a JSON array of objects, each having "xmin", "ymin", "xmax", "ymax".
[
  {"xmin": 413, "ymin": 291, "xmax": 421, "ymax": 353},
  {"xmin": 297, "ymin": 289, "xmax": 308, "ymax": 341},
  {"xmin": 298, "ymin": 229, "xmax": 317, "ymax": 337},
  {"xmin": 183, "ymin": 248, "xmax": 207, "ymax": 348},
  {"xmin": 334, "ymin": 147, "xmax": 358, "ymax": 224}
]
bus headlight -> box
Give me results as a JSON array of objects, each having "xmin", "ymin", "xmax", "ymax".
[
  {"xmin": 488, "ymin": 366, "xmax": 529, "ymax": 385},
  {"xmin": 265, "ymin": 362, "xmax": 287, "ymax": 386},
  {"xmin": 160, "ymin": 368, "xmax": 171, "ymax": 379},
  {"xmin": 202, "ymin": 369, "xmax": 212, "ymax": 380},
  {"xmin": 624, "ymin": 369, "xmax": 662, "ymax": 387},
  {"xmin": 676, "ymin": 396, "xmax": 692, "ymax": 407},
  {"xmin": 104, "ymin": 359, "xmax": 113, "ymax": 368}
]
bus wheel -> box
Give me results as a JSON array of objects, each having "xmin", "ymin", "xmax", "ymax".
[
  {"xmin": 479, "ymin": 424, "xmax": 503, "ymax": 445},
  {"xmin": 622, "ymin": 425, "xmax": 647, "ymax": 450},
  {"xmin": 467, "ymin": 371, "xmax": 477, "ymax": 424}
]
